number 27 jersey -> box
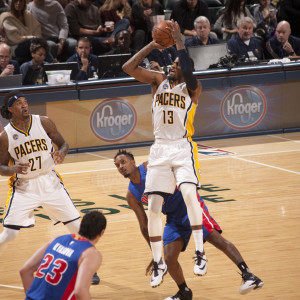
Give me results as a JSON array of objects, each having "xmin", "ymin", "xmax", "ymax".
[{"xmin": 152, "ymin": 79, "xmax": 197, "ymax": 140}]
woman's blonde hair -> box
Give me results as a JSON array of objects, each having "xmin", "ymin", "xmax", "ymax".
[{"xmin": 100, "ymin": 0, "xmax": 132, "ymax": 19}]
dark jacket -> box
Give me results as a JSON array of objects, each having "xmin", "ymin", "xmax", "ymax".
[
  {"xmin": 185, "ymin": 36, "xmax": 220, "ymax": 48},
  {"xmin": 0, "ymin": 59, "xmax": 20, "ymax": 75},
  {"xmin": 147, "ymin": 47, "xmax": 177, "ymax": 67},
  {"xmin": 66, "ymin": 53, "xmax": 98, "ymax": 80},
  {"xmin": 265, "ymin": 34, "xmax": 300, "ymax": 58},
  {"xmin": 227, "ymin": 34, "xmax": 263, "ymax": 60},
  {"xmin": 170, "ymin": 0, "xmax": 209, "ymax": 33}
]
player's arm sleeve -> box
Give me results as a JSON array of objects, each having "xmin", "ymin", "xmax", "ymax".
[{"xmin": 177, "ymin": 49, "xmax": 198, "ymax": 91}]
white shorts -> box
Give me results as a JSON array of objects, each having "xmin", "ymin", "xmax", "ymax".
[
  {"xmin": 3, "ymin": 170, "xmax": 80, "ymax": 228},
  {"xmin": 145, "ymin": 138, "xmax": 201, "ymax": 194}
]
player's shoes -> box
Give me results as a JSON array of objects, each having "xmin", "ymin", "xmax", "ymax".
[
  {"xmin": 164, "ymin": 287, "xmax": 193, "ymax": 300},
  {"xmin": 193, "ymin": 250, "xmax": 207, "ymax": 276},
  {"xmin": 150, "ymin": 260, "xmax": 168, "ymax": 288},
  {"xmin": 239, "ymin": 271, "xmax": 264, "ymax": 295},
  {"xmin": 92, "ymin": 272, "xmax": 100, "ymax": 285}
]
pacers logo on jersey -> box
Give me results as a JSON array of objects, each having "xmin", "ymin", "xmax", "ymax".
[
  {"xmin": 154, "ymin": 92, "xmax": 186, "ymax": 109},
  {"xmin": 90, "ymin": 98, "xmax": 137, "ymax": 142},
  {"xmin": 220, "ymin": 85, "xmax": 267, "ymax": 130}
]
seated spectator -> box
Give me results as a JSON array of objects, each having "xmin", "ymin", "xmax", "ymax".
[
  {"xmin": 265, "ymin": 20, "xmax": 300, "ymax": 58},
  {"xmin": 20, "ymin": 38, "xmax": 48, "ymax": 85},
  {"xmin": 131, "ymin": 0, "xmax": 164, "ymax": 44},
  {"xmin": 213, "ymin": 0, "xmax": 255, "ymax": 40},
  {"xmin": 100, "ymin": 0, "xmax": 145, "ymax": 50},
  {"xmin": 0, "ymin": 0, "xmax": 42, "ymax": 63},
  {"xmin": 66, "ymin": 37, "xmax": 98, "ymax": 80},
  {"xmin": 185, "ymin": 16, "xmax": 220, "ymax": 47},
  {"xmin": 227, "ymin": 17, "xmax": 264, "ymax": 60},
  {"xmin": 27, "ymin": 0, "xmax": 77, "ymax": 62},
  {"xmin": 170, "ymin": 0, "xmax": 209, "ymax": 40},
  {"xmin": 65, "ymin": 0, "xmax": 130, "ymax": 55},
  {"xmin": 106, "ymin": 29, "xmax": 137, "ymax": 55},
  {"xmin": 253, "ymin": 0, "xmax": 277, "ymax": 40},
  {"xmin": 146, "ymin": 46, "xmax": 177, "ymax": 73},
  {"xmin": 0, "ymin": 42, "xmax": 20, "ymax": 76}
]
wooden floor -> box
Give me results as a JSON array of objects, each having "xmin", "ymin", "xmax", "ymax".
[{"xmin": 0, "ymin": 132, "xmax": 300, "ymax": 300}]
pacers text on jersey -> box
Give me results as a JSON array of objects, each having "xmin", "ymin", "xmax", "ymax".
[
  {"xmin": 154, "ymin": 92, "xmax": 186, "ymax": 109},
  {"xmin": 14, "ymin": 139, "xmax": 48, "ymax": 159}
]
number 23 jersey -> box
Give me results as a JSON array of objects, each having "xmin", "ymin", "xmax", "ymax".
[{"xmin": 152, "ymin": 79, "xmax": 197, "ymax": 140}]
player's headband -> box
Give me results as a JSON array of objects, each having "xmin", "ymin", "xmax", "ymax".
[{"xmin": 7, "ymin": 93, "xmax": 25, "ymax": 108}]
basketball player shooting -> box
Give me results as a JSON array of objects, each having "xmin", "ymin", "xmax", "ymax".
[{"xmin": 123, "ymin": 20, "xmax": 206, "ymax": 288}]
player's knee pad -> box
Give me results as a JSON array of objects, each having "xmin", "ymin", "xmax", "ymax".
[
  {"xmin": 180, "ymin": 183, "xmax": 203, "ymax": 226},
  {"xmin": 148, "ymin": 194, "xmax": 163, "ymax": 237}
]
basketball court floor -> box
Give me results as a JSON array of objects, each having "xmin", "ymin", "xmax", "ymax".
[{"xmin": 0, "ymin": 132, "xmax": 299, "ymax": 300}]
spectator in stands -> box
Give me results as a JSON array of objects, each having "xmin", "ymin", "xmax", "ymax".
[
  {"xmin": 0, "ymin": 0, "xmax": 42, "ymax": 63},
  {"xmin": 213, "ymin": 0, "xmax": 255, "ymax": 40},
  {"xmin": 66, "ymin": 36, "xmax": 98, "ymax": 80},
  {"xmin": 265, "ymin": 20, "xmax": 300, "ymax": 58},
  {"xmin": 170, "ymin": 0, "xmax": 209, "ymax": 40},
  {"xmin": 27, "ymin": 0, "xmax": 77, "ymax": 62},
  {"xmin": 185, "ymin": 16, "xmax": 220, "ymax": 47},
  {"xmin": 0, "ymin": 42, "xmax": 20, "ymax": 76},
  {"xmin": 100, "ymin": 0, "xmax": 145, "ymax": 50},
  {"xmin": 106, "ymin": 29, "xmax": 137, "ymax": 55},
  {"xmin": 146, "ymin": 46, "xmax": 177, "ymax": 73},
  {"xmin": 227, "ymin": 17, "xmax": 264, "ymax": 60},
  {"xmin": 20, "ymin": 38, "xmax": 48, "ymax": 84},
  {"xmin": 131, "ymin": 0, "xmax": 164, "ymax": 44},
  {"xmin": 65, "ymin": 0, "xmax": 130, "ymax": 55},
  {"xmin": 253, "ymin": 0, "xmax": 277, "ymax": 40},
  {"xmin": 280, "ymin": 0, "xmax": 300, "ymax": 38}
]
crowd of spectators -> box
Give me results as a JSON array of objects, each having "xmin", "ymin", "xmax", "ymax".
[{"xmin": 0, "ymin": 0, "xmax": 299, "ymax": 84}]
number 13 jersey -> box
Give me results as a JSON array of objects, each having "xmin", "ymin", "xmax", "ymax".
[
  {"xmin": 152, "ymin": 79, "xmax": 197, "ymax": 140},
  {"xmin": 5, "ymin": 114, "xmax": 55, "ymax": 179}
]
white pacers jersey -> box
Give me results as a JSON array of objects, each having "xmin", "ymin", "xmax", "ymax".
[
  {"xmin": 152, "ymin": 79, "xmax": 197, "ymax": 140},
  {"xmin": 5, "ymin": 114, "xmax": 55, "ymax": 179}
]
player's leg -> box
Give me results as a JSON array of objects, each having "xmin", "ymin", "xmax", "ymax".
[
  {"xmin": 206, "ymin": 229, "xmax": 264, "ymax": 294},
  {"xmin": 0, "ymin": 227, "xmax": 19, "ymax": 253},
  {"xmin": 164, "ymin": 239, "xmax": 192, "ymax": 300},
  {"xmin": 179, "ymin": 183, "xmax": 206, "ymax": 275},
  {"xmin": 148, "ymin": 193, "xmax": 167, "ymax": 287}
]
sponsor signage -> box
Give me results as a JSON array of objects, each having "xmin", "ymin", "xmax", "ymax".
[
  {"xmin": 220, "ymin": 85, "xmax": 267, "ymax": 130},
  {"xmin": 90, "ymin": 98, "xmax": 137, "ymax": 142}
]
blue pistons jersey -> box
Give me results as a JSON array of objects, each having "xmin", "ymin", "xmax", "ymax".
[
  {"xmin": 26, "ymin": 234, "xmax": 93, "ymax": 300},
  {"xmin": 129, "ymin": 164, "xmax": 188, "ymax": 224},
  {"xmin": 129, "ymin": 164, "xmax": 222, "ymax": 251}
]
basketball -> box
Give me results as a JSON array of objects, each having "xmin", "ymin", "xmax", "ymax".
[{"xmin": 152, "ymin": 20, "xmax": 175, "ymax": 48}]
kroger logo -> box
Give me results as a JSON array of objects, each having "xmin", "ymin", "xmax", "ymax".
[
  {"xmin": 90, "ymin": 98, "xmax": 137, "ymax": 142},
  {"xmin": 220, "ymin": 85, "xmax": 267, "ymax": 130}
]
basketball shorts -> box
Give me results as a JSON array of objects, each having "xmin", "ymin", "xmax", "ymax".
[
  {"xmin": 3, "ymin": 170, "xmax": 80, "ymax": 228},
  {"xmin": 163, "ymin": 196, "xmax": 222, "ymax": 251},
  {"xmin": 145, "ymin": 138, "xmax": 201, "ymax": 194}
]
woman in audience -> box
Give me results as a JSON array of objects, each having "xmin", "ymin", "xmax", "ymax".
[
  {"xmin": 100, "ymin": 0, "xmax": 145, "ymax": 50},
  {"xmin": 0, "ymin": 0, "xmax": 42, "ymax": 63},
  {"xmin": 213, "ymin": 0, "xmax": 255, "ymax": 40},
  {"xmin": 131, "ymin": 0, "xmax": 164, "ymax": 44},
  {"xmin": 20, "ymin": 38, "xmax": 48, "ymax": 85},
  {"xmin": 253, "ymin": 0, "xmax": 277, "ymax": 40}
]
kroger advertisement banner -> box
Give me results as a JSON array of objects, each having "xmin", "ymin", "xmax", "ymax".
[{"xmin": 46, "ymin": 95, "xmax": 154, "ymax": 149}]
